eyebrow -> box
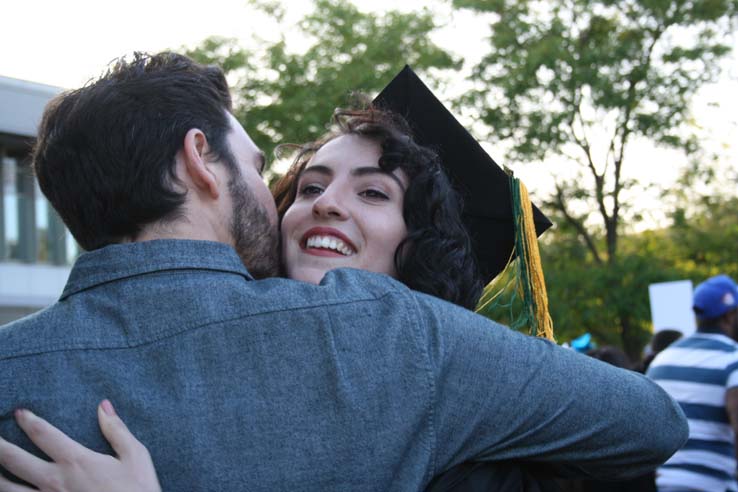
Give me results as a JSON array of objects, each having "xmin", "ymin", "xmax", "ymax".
[{"xmin": 300, "ymin": 165, "xmax": 406, "ymax": 191}]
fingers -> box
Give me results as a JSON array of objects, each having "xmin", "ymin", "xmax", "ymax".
[
  {"xmin": 97, "ymin": 400, "xmax": 147, "ymax": 462},
  {"xmin": 0, "ymin": 433, "xmax": 53, "ymax": 488},
  {"xmin": 97, "ymin": 401, "xmax": 161, "ymax": 491},
  {"xmin": 0, "ymin": 475, "xmax": 37, "ymax": 492},
  {"xmin": 13, "ymin": 409, "xmax": 87, "ymax": 464}
]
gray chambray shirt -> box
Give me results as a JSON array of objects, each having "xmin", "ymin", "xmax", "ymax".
[{"xmin": 0, "ymin": 240, "xmax": 686, "ymax": 491}]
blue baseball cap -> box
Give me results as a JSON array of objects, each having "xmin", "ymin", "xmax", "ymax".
[
  {"xmin": 693, "ymin": 274, "xmax": 738, "ymax": 319},
  {"xmin": 571, "ymin": 332, "xmax": 593, "ymax": 353}
]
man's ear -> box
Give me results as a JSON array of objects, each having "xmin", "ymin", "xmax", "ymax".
[{"xmin": 182, "ymin": 128, "xmax": 220, "ymax": 199}]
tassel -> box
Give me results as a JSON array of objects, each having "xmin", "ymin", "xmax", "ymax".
[
  {"xmin": 475, "ymin": 174, "xmax": 555, "ymax": 342},
  {"xmin": 514, "ymin": 177, "xmax": 555, "ymax": 341}
]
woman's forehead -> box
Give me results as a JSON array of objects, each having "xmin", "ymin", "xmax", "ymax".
[
  {"xmin": 302, "ymin": 134, "xmax": 409, "ymax": 189},
  {"xmin": 307, "ymin": 134, "xmax": 381, "ymax": 169}
]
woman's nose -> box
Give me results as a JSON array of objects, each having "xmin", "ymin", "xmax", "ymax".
[{"xmin": 312, "ymin": 190, "xmax": 348, "ymax": 219}]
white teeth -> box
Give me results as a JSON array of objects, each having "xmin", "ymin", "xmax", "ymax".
[{"xmin": 305, "ymin": 235, "xmax": 355, "ymax": 256}]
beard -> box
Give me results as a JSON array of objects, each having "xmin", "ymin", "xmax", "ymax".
[{"xmin": 228, "ymin": 174, "xmax": 281, "ymax": 279}]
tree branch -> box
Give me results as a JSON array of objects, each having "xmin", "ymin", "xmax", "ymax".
[
  {"xmin": 608, "ymin": 28, "xmax": 663, "ymax": 260},
  {"xmin": 570, "ymin": 100, "xmax": 612, "ymax": 243},
  {"xmin": 552, "ymin": 182, "xmax": 603, "ymax": 265}
]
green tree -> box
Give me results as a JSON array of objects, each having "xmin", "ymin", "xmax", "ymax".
[
  {"xmin": 538, "ymin": 160, "xmax": 738, "ymax": 357},
  {"xmin": 540, "ymin": 226, "xmax": 683, "ymax": 356},
  {"xmin": 663, "ymin": 160, "xmax": 738, "ymax": 279},
  {"xmin": 183, "ymin": 0, "xmax": 458, "ymax": 163},
  {"xmin": 454, "ymin": 0, "xmax": 737, "ymax": 356}
]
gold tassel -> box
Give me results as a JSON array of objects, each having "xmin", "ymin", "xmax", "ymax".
[
  {"xmin": 474, "ymin": 175, "xmax": 555, "ymax": 342},
  {"xmin": 517, "ymin": 179, "xmax": 555, "ymax": 341}
]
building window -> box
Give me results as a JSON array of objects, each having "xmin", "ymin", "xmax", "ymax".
[
  {"xmin": 0, "ymin": 149, "xmax": 78, "ymax": 265},
  {"xmin": 2, "ymin": 154, "xmax": 20, "ymax": 261}
]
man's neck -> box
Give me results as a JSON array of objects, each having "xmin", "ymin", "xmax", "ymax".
[
  {"xmin": 697, "ymin": 325, "xmax": 724, "ymax": 335},
  {"xmin": 132, "ymin": 217, "xmax": 227, "ymax": 245}
]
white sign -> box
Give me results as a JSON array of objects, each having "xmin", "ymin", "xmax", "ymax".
[{"xmin": 648, "ymin": 280, "xmax": 696, "ymax": 335}]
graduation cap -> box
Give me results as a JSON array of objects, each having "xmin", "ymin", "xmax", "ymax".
[{"xmin": 373, "ymin": 65, "xmax": 552, "ymax": 283}]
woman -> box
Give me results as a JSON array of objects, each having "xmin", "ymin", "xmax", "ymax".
[
  {"xmin": 273, "ymin": 107, "xmax": 482, "ymax": 309},
  {"xmin": 0, "ymin": 107, "xmax": 497, "ymax": 491}
]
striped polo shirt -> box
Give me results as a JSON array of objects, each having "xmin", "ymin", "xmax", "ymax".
[{"xmin": 648, "ymin": 332, "xmax": 738, "ymax": 492}]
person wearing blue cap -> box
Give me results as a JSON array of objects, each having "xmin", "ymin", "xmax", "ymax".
[{"xmin": 648, "ymin": 274, "xmax": 738, "ymax": 492}]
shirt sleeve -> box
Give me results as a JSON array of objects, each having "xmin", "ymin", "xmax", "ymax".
[{"xmin": 410, "ymin": 292, "xmax": 688, "ymax": 480}]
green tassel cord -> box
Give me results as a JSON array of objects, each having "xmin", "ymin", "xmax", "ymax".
[{"xmin": 475, "ymin": 174, "xmax": 555, "ymax": 341}]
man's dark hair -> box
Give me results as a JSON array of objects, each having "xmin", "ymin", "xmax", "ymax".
[
  {"xmin": 33, "ymin": 52, "xmax": 236, "ymax": 251},
  {"xmin": 272, "ymin": 107, "xmax": 484, "ymax": 310},
  {"xmin": 638, "ymin": 329, "xmax": 683, "ymax": 372},
  {"xmin": 650, "ymin": 329, "xmax": 682, "ymax": 353}
]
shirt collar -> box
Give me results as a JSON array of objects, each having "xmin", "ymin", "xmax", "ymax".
[
  {"xmin": 61, "ymin": 239, "xmax": 253, "ymax": 300},
  {"xmin": 692, "ymin": 328, "xmax": 736, "ymax": 347}
]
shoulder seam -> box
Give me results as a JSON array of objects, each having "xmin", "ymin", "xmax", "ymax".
[{"xmin": 0, "ymin": 291, "xmax": 398, "ymax": 362}]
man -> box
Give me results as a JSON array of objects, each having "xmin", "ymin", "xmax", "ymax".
[
  {"xmin": 0, "ymin": 52, "xmax": 686, "ymax": 491},
  {"xmin": 648, "ymin": 274, "xmax": 738, "ymax": 492}
]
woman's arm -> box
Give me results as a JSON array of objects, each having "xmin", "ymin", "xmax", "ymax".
[{"xmin": 0, "ymin": 401, "xmax": 160, "ymax": 492}]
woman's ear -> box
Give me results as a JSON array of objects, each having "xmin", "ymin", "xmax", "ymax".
[{"xmin": 182, "ymin": 128, "xmax": 219, "ymax": 199}]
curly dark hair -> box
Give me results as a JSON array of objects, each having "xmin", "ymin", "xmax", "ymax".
[{"xmin": 272, "ymin": 108, "xmax": 483, "ymax": 310}]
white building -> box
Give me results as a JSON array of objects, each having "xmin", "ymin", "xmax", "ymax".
[{"xmin": 0, "ymin": 75, "xmax": 76, "ymax": 325}]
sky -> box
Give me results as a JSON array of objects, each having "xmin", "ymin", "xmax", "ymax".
[
  {"xmin": 3, "ymin": 0, "xmax": 464, "ymax": 88},
  {"xmin": 2, "ymin": 0, "xmax": 736, "ymax": 229}
]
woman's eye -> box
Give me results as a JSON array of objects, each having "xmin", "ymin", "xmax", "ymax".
[
  {"xmin": 299, "ymin": 184, "xmax": 324, "ymax": 196},
  {"xmin": 359, "ymin": 189, "xmax": 389, "ymax": 200}
]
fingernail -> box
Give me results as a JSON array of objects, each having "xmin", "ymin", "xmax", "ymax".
[
  {"xmin": 101, "ymin": 399, "xmax": 116, "ymax": 417},
  {"xmin": 14, "ymin": 408, "xmax": 28, "ymax": 420}
]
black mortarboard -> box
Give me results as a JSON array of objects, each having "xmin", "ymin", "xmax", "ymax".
[{"xmin": 373, "ymin": 65, "xmax": 552, "ymax": 283}]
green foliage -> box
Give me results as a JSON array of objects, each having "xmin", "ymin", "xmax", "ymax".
[
  {"xmin": 455, "ymin": 0, "xmax": 737, "ymax": 355},
  {"xmin": 539, "ymin": 184, "xmax": 738, "ymax": 359},
  {"xmin": 185, "ymin": 37, "xmax": 254, "ymax": 74},
  {"xmin": 664, "ymin": 163, "xmax": 738, "ymax": 279},
  {"xmin": 175, "ymin": 0, "xmax": 738, "ymax": 360},
  {"xmin": 669, "ymin": 203, "xmax": 738, "ymax": 279},
  {"xmin": 543, "ymin": 245, "xmax": 678, "ymax": 356},
  {"xmin": 454, "ymin": 0, "xmax": 737, "ymax": 245},
  {"xmin": 182, "ymin": 0, "xmax": 457, "ymax": 164}
]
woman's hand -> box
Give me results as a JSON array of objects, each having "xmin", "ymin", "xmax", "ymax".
[{"xmin": 0, "ymin": 400, "xmax": 161, "ymax": 492}]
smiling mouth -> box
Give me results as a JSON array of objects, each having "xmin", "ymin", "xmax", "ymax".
[{"xmin": 303, "ymin": 235, "xmax": 356, "ymax": 256}]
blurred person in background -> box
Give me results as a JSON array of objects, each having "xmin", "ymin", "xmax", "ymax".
[
  {"xmin": 638, "ymin": 329, "xmax": 683, "ymax": 373},
  {"xmin": 648, "ymin": 275, "xmax": 738, "ymax": 492}
]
